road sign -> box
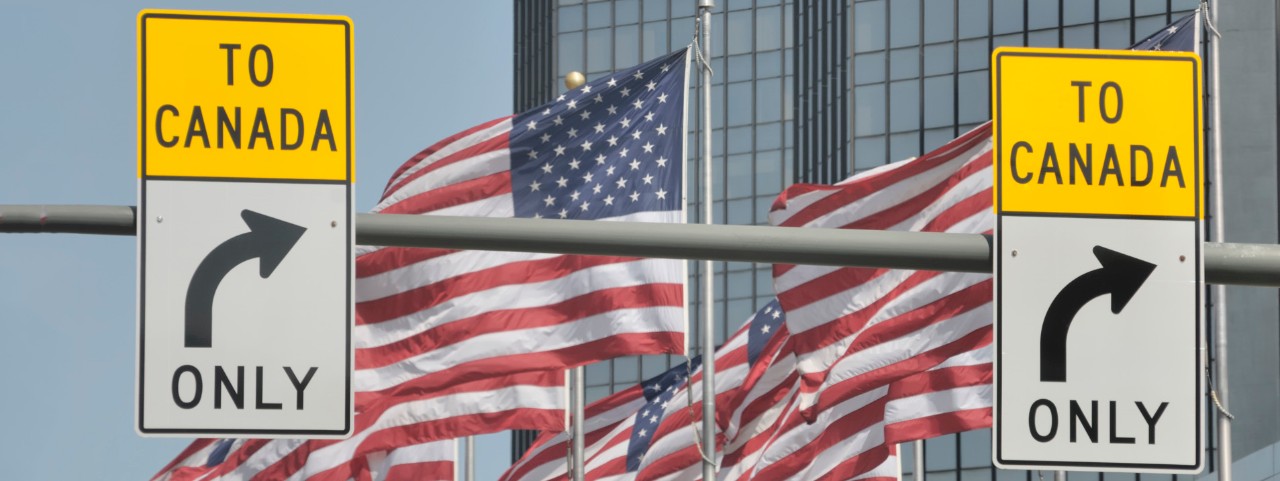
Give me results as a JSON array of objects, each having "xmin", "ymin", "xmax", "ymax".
[
  {"xmin": 991, "ymin": 47, "xmax": 1204, "ymax": 473},
  {"xmin": 136, "ymin": 10, "xmax": 353, "ymax": 438}
]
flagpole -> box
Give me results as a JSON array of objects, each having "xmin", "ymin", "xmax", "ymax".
[
  {"xmin": 698, "ymin": 1, "xmax": 718, "ymax": 480},
  {"xmin": 1207, "ymin": 1, "xmax": 1232, "ymax": 480},
  {"xmin": 465, "ymin": 436, "xmax": 475, "ymax": 481},
  {"xmin": 913, "ymin": 441, "xmax": 924, "ymax": 481},
  {"xmin": 572, "ymin": 366, "xmax": 586, "ymax": 481},
  {"xmin": 561, "ymin": 71, "xmax": 589, "ymax": 481}
]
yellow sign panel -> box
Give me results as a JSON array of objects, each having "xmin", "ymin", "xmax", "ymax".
[
  {"xmin": 992, "ymin": 47, "xmax": 1202, "ymax": 218},
  {"xmin": 138, "ymin": 10, "xmax": 353, "ymax": 181}
]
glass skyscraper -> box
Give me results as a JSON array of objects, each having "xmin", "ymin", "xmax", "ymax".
[{"xmin": 512, "ymin": 2, "xmax": 1280, "ymax": 481}]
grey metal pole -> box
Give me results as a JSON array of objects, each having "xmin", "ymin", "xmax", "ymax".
[
  {"xmin": 465, "ymin": 436, "xmax": 475, "ymax": 481},
  {"xmin": 913, "ymin": 440, "xmax": 924, "ymax": 481},
  {"xmin": 698, "ymin": 2, "xmax": 718, "ymax": 480},
  {"xmin": 571, "ymin": 366, "xmax": 586, "ymax": 481},
  {"xmin": 5, "ymin": 205, "xmax": 1280, "ymax": 286},
  {"xmin": 1207, "ymin": 1, "xmax": 1232, "ymax": 479}
]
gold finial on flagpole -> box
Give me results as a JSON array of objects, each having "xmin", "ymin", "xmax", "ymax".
[{"xmin": 565, "ymin": 71, "xmax": 586, "ymax": 89}]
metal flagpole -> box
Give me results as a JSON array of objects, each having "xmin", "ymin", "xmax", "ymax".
[
  {"xmin": 697, "ymin": 1, "xmax": 718, "ymax": 480},
  {"xmin": 465, "ymin": 436, "xmax": 475, "ymax": 481},
  {"xmin": 1206, "ymin": 1, "xmax": 1232, "ymax": 480},
  {"xmin": 561, "ymin": 71, "xmax": 589, "ymax": 481},
  {"xmin": 571, "ymin": 366, "xmax": 586, "ymax": 481},
  {"xmin": 913, "ymin": 440, "xmax": 924, "ymax": 481}
]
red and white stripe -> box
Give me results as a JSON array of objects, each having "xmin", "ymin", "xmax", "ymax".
[
  {"xmin": 355, "ymin": 115, "xmax": 685, "ymax": 398},
  {"xmin": 158, "ymin": 370, "xmax": 562, "ymax": 481},
  {"xmin": 360, "ymin": 439, "xmax": 456, "ymax": 481},
  {"xmin": 500, "ymin": 382, "xmax": 650, "ymax": 481},
  {"xmin": 769, "ymin": 122, "xmax": 994, "ymax": 417}
]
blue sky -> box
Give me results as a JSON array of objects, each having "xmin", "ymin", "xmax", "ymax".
[{"xmin": 0, "ymin": 1, "xmax": 518, "ymax": 479}]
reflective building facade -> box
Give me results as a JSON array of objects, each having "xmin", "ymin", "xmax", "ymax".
[{"xmin": 512, "ymin": 1, "xmax": 1280, "ymax": 480}]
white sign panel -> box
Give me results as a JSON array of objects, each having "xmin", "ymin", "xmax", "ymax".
[{"xmin": 995, "ymin": 216, "xmax": 1201, "ymax": 472}]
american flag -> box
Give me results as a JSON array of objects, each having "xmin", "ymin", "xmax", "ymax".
[
  {"xmin": 152, "ymin": 371, "xmax": 559, "ymax": 481},
  {"xmin": 500, "ymin": 359, "xmax": 699, "ymax": 481},
  {"xmin": 360, "ymin": 439, "xmax": 456, "ymax": 481},
  {"xmin": 768, "ymin": 123, "xmax": 995, "ymax": 422},
  {"xmin": 353, "ymin": 47, "xmax": 691, "ymax": 403},
  {"xmin": 502, "ymin": 300, "xmax": 792, "ymax": 481}
]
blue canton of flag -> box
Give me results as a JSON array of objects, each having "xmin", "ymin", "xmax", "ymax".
[
  {"xmin": 746, "ymin": 299, "xmax": 787, "ymax": 366},
  {"xmin": 1131, "ymin": 11, "xmax": 1199, "ymax": 52},
  {"xmin": 509, "ymin": 48, "xmax": 689, "ymax": 220},
  {"xmin": 626, "ymin": 355, "xmax": 702, "ymax": 471},
  {"xmin": 205, "ymin": 439, "xmax": 236, "ymax": 467}
]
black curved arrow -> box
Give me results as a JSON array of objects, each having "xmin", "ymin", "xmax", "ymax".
[
  {"xmin": 1040, "ymin": 245, "xmax": 1156, "ymax": 382},
  {"xmin": 184, "ymin": 210, "xmax": 306, "ymax": 348}
]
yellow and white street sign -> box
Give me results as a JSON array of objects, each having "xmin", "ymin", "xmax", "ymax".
[
  {"xmin": 992, "ymin": 47, "xmax": 1204, "ymax": 473},
  {"xmin": 136, "ymin": 10, "xmax": 353, "ymax": 439}
]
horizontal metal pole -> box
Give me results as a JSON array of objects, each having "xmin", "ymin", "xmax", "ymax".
[{"xmin": 2, "ymin": 204, "xmax": 1279, "ymax": 287}]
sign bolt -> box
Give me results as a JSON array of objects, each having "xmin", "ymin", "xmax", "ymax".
[
  {"xmin": 156, "ymin": 216, "xmax": 164, "ymax": 223},
  {"xmin": 331, "ymin": 220, "xmax": 337, "ymax": 228},
  {"xmin": 1011, "ymin": 249, "xmax": 1019, "ymax": 258},
  {"xmin": 1180, "ymin": 255, "xmax": 1186, "ymax": 262}
]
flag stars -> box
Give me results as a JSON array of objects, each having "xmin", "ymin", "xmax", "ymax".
[
  {"xmin": 606, "ymin": 165, "xmax": 617, "ymax": 176},
  {"xmin": 620, "ymin": 87, "xmax": 632, "ymax": 97},
  {"xmin": 619, "ymin": 147, "xmax": 630, "ymax": 158},
  {"xmin": 656, "ymin": 156, "xmax": 669, "ymax": 167},
  {"xmin": 607, "ymin": 135, "xmax": 620, "ymax": 147},
  {"xmin": 607, "ymin": 78, "xmax": 618, "ymax": 87},
  {"xmin": 616, "ymin": 177, "xmax": 629, "ymax": 189},
  {"xmin": 638, "ymin": 429, "xmax": 648, "ymax": 438},
  {"xmin": 579, "ymin": 110, "xmax": 592, "ymax": 120},
  {"xmin": 556, "ymin": 176, "xmax": 569, "ymax": 188},
  {"xmin": 592, "ymin": 183, "xmax": 603, "ymax": 194},
  {"xmin": 642, "ymin": 174, "xmax": 654, "ymax": 185},
  {"xmin": 629, "ymin": 159, "xmax": 641, "ymax": 171},
  {"xmin": 771, "ymin": 310, "xmax": 781, "ymax": 319},
  {"xmin": 540, "ymin": 132, "xmax": 552, "ymax": 143},
  {"xmin": 645, "ymin": 80, "xmax": 657, "ymax": 91},
  {"xmin": 581, "ymin": 84, "xmax": 592, "ymax": 94},
  {"xmin": 630, "ymin": 191, "xmax": 641, "ymax": 202},
  {"xmin": 567, "ymin": 128, "xmax": 579, "ymax": 139},
  {"xmin": 527, "ymin": 149, "xmax": 538, "ymax": 159},
  {"xmin": 553, "ymin": 116, "xmax": 564, "ymax": 126},
  {"xmin": 556, "ymin": 94, "xmax": 566, "ymax": 102},
  {"xmin": 655, "ymin": 124, "xmax": 668, "ymax": 135},
  {"xmin": 595, "ymin": 153, "xmax": 607, "ymax": 165},
  {"xmin": 642, "ymin": 142, "xmax": 655, "ymax": 153},
  {"xmin": 607, "ymin": 105, "xmax": 619, "ymax": 115},
  {"xmin": 580, "ymin": 201, "xmax": 591, "ymax": 212},
  {"xmin": 631, "ymin": 130, "xmax": 643, "ymax": 140},
  {"xmin": 594, "ymin": 122, "xmax": 606, "ymax": 133},
  {"xmin": 542, "ymin": 108, "xmax": 551, "ymax": 116},
  {"xmin": 604, "ymin": 195, "xmax": 615, "ymax": 205},
  {"xmin": 526, "ymin": 120, "xmax": 538, "ymax": 131},
  {"xmin": 529, "ymin": 180, "xmax": 542, "ymax": 192},
  {"xmin": 594, "ymin": 94, "xmax": 605, "ymax": 103},
  {"xmin": 568, "ymin": 158, "xmax": 581, "ymax": 170},
  {"xmin": 541, "ymin": 163, "xmax": 553, "ymax": 174},
  {"xmin": 632, "ymin": 99, "xmax": 644, "ymax": 110},
  {"xmin": 583, "ymin": 172, "xmax": 595, "ymax": 183},
  {"xmin": 644, "ymin": 112, "xmax": 656, "ymax": 122},
  {"xmin": 570, "ymin": 191, "xmax": 581, "ymax": 201},
  {"xmin": 658, "ymin": 93, "xmax": 669, "ymax": 104},
  {"xmin": 558, "ymin": 208, "xmax": 569, "ymax": 218},
  {"xmin": 660, "ymin": 63, "xmax": 670, "ymax": 72},
  {"xmin": 554, "ymin": 145, "xmax": 566, "ymax": 156},
  {"xmin": 633, "ymin": 70, "xmax": 645, "ymax": 80},
  {"xmin": 543, "ymin": 195, "xmax": 556, "ymax": 207},
  {"xmin": 656, "ymin": 188, "xmax": 668, "ymax": 200},
  {"xmin": 620, "ymin": 118, "xmax": 632, "ymax": 128},
  {"xmin": 580, "ymin": 140, "xmax": 593, "ymax": 151},
  {"xmin": 761, "ymin": 324, "xmax": 772, "ymax": 334},
  {"xmin": 566, "ymin": 99, "xmax": 578, "ymax": 110}
]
